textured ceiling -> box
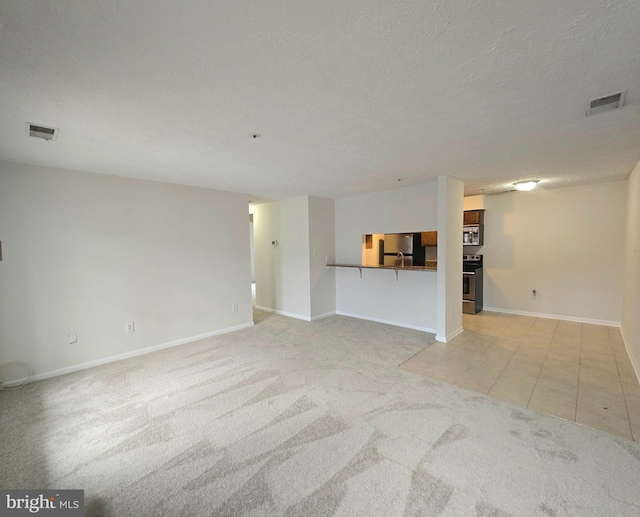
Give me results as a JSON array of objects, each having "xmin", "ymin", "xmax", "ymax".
[{"xmin": 1, "ymin": 1, "xmax": 639, "ymax": 200}]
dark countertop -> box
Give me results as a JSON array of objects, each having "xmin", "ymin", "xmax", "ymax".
[{"xmin": 327, "ymin": 263, "xmax": 437, "ymax": 272}]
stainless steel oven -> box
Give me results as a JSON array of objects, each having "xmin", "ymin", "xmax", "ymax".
[
  {"xmin": 463, "ymin": 272, "xmax": 476, "ymax": 301},
  {"xmin": 463, "ymin": 255, "xmax": 483, "ymax": 314}
]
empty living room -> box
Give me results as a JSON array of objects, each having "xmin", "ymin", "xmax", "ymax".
[{"xmin": 1, "ymin": 1, "xmax": 640, "ymax": 516}]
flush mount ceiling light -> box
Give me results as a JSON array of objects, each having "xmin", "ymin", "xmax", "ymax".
[
  {"xmin": 25, "ymin": 123, "xmax": 59, "ymax": 141},
  {"xmin": 513, "ymin": 180, "xmax": 539, "ymax": 191}
]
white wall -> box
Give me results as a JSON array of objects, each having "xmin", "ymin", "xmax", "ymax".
[
  {"xmin": 437, "ymin": 176, "xmax": 464, "ymax": 341},
  {"xmin": 0, "ymin": 161, "xmax": 252, "ymax": 379},
  {"xmin": 463, "ymin": 195, "xmax": 485, "ymax": 211},
  {"xmin": 621, "ymin": 161, "xmax": 640, "ymax": 378},
  {"xmin": 249, "ymin": 219, "xmax": 255, "ymax": 282},
  {"xmin": 479, "ymin": 181, "xmax": 627, "ymax": 324},
  {"xmin": 334, "ymin": 269, "xmax": 437, "ymax": 331},
  {"xmin": 335, "ymin": 184, "xmax": 439, "ymax": 262},
  {"xmin": 334, "ymin": 182, "xmax": 438, "ymax": 332},
  {"xmin": 308, "ymin": 197, "xmax": 336, "ymax": 320},
  {"xmin": 254, "ymin": 197, "xmax": 311, "ymax": 320}
]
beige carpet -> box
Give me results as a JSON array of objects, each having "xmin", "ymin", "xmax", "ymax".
[{"xmin": 1, "ymin": 310, "xmax": 640, "ymax": 516}]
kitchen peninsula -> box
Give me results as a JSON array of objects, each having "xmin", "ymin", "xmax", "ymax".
[
  {"xmin": 327, "ymin": 262, "xmax": 437, "ymax": 273},
  {"xmin": 331, "ymin": 261, "xmax": 438, "ymax": 332},
  {"xmin": 330, "ymin": 231, "xmax": 437, "ymax": 278},
  {"xmin": 329, "ymin": 177, "xmax": 463, "ymax": 340}
]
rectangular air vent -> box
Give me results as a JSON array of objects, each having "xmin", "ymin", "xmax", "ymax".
[
  {"xmin": 25, "ymin": 123, "xmax": 59, "ymax": 141},
  {"xmin": 586, "ymin": 91, "xmax": 626, "ymax": 116}
]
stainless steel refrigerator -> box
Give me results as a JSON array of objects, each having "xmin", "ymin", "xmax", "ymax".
[{"xmin": 380, "ymin": 233, "xmax": 422, "ymax": 267}]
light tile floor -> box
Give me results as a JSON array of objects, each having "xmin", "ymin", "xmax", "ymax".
[{"xmin": 400, "ymin": 312, "xmax": 640, "ymax": 441}]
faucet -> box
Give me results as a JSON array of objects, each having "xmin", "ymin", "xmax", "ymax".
[{"xmin": 397, "ymin": 252, "xmax": 404, "ymax": 268}]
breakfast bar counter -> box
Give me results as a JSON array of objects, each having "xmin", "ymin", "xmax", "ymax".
[
  {"xmin": 327, "ymin": 262, "xmax": 437, "ymax": 280},
  {"xmin": 327, "ymin": 263, "xmax": 437, "ymax": 272}
]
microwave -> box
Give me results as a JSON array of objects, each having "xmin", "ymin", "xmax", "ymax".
[{"xmin": 463, "ymin": 225, "xmax": 483, "ymax": 246}]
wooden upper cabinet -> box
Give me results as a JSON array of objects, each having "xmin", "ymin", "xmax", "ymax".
[
  {"xmin": 421, "ymin": 231, "xmax": 438, "ymax": 247},
  {"xmin": 463, "ymin": 210, "xmax": 484, "ymax": 225}
]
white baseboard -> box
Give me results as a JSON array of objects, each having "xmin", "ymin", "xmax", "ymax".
[
  {"xmin": 620, "ymin": 324, "xmax": 640, "ymax": 385},
  {"xmin": 482, "ymin": 307, "xmax": 620, "ymax": 327},
  {"xmin": 255, "ymin": 306, "xmax": 311, "ymax": 322},
  {"xmin": 14, "ymin": 322, "xmax": 255, "ymax": 385},
  {"xmin": 311, "ymin": 311, "xmax": 336, "ymax": 321},
  {"xmin": 436, "ymin": 326, "xmax": 464, "ymax": 343},
  {"xmin": 336, "ymin": 311, "xmax": 436, "ymax": 334}
]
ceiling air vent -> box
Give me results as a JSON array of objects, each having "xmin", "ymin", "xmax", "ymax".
[
  {"xmin": 586, "ymin": 91, "xmax": 626, "ymax": 116},
  {"xmin": 25, "ymin": 123, "xmax": 59, "ymax": 141}
]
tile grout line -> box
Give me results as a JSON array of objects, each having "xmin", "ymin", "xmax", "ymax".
[
  {"xmin": 460, "ymin": 319, "xmax": 513, "ymax": 394},
  {"xmin": 540, "ymin": 319, "xmax": 579, "ymax": 422},
  {"xmin": 486, "ymin": 317, "xmax": 528, "ymax": 399},
  {"xmin": 484, "ymin": 339, "xmax": 516, "ymax": 395},
  {"xmin": 610, "ymin": 329, "xmax": 635, "ymax": 440},
  {"xmin": 525, "ymin": 317, "xmax": 556, "ymax": 409},
  {"xmin": 578, "ymin": 327, "xmax": 633, "ymax": 440}
]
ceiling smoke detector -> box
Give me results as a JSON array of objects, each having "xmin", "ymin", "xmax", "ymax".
[
  {"xmin": 25, "ymin": 123, "xmax": 59, "ymax": 141},
  {"xmin": 586, "ymin": 91, "xmax": 626, "ymax": 116}
]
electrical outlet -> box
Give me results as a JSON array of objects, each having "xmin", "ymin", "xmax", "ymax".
[
  {"xmin": 125, "ymin": 322, "xmax": 135, "ymax": 333},
  {"xmin": 68, "ymin": 333, "xmax": 77, "ymax": 345},
  {"xmin": 231, "ymin": 303, "xmax": 238, "ymax": 312},
  {"xmin": 532, "ymin": 289, "xmax": 537, "ymax": 298}
]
